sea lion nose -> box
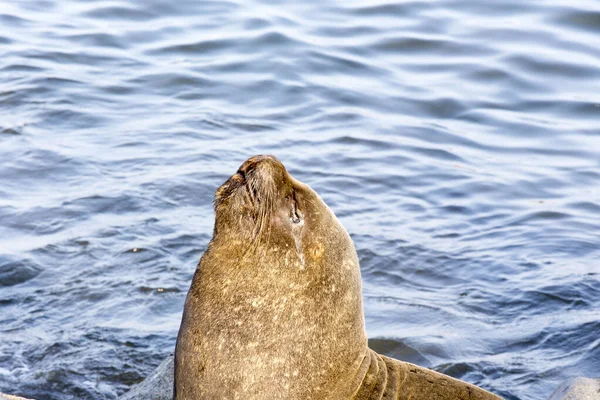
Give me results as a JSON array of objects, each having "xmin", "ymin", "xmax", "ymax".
[{"xmin": 237, "ymin": 154, "xmax": 280, "ymax": 177}]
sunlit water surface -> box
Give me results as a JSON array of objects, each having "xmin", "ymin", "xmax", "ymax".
[{"xmin": 1, "ymin": 1, "xmax": 599, "ymax": 399}]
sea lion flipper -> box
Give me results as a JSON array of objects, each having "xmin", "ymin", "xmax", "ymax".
[
  {"xmin": 385, "ymin": 358, "xmax": 503, "ymax": 400},
  {"xmin": 351, "ymin": 350, "xmax": 384, "ymax": 399}
]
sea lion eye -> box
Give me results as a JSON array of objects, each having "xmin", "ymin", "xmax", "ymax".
[{"xmin": 291, "ymin": 200, "xmax": 303, "ymax": 224}]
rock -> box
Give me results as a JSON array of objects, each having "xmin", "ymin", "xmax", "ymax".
[
  {"xmin": 0, "ymin": 394, "xmax": 34, "ymax": 400},
  {"xmin": 117, "ymin": 356, "xmax": 600, "ymax": 400},
  {"xmin": 6, "ymin": 361, "xmax": 596, "ymax": 400},
  {"xmin": 548, "ymin": 377, "xmax": 600, "ymax": 400},
  {"xmin": 119, "ymin": 355, "xmax": 174, "ymax": 400}
]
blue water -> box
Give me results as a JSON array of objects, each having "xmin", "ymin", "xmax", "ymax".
[{"xmin": 1, "ymin": 1, "xmax": 599, "ymax": 399}]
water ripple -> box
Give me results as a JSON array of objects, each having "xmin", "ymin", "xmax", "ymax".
[{"xmin": 1, "ymin": 0, "xmax": 599, "ymax": 399}]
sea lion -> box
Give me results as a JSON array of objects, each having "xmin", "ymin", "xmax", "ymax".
[{"xmin": 174, "ymin": 155, "xmax": 502, "ymax": 400}]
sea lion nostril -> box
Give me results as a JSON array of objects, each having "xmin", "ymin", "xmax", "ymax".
[
  {"xmin": 238, "ymin": 154, "xmax": 282, "ymax": 176},
  {"xmin": 239, "ymin": 155, "xmax": 271, "ymax": 172}
]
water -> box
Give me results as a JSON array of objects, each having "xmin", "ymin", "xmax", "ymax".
[{"xmin": 0, "ymin": 0, "xmax": 599, "ymax": 399}]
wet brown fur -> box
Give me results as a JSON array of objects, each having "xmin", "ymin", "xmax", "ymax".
[{"xmin": 174, "ymin": 155, "xmax": 502, "ymax": 400}]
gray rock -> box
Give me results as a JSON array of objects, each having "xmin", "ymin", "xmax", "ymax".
[
  {"xmin": 117, "ymin": 356, "xmax": 600, "ymax": 400},
  {"xmin": 119, "ymin": 355, "xmax": 174, "ymax": 400},
  {"xmin": 549, "ymin": 377, "xmax": 600, "ymax": 400},
  {"xmin": 2, "ymin": 367, "xmax": 598, "ymax": 399}
]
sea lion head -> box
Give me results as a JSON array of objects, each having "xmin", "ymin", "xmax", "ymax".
[{"xmin": 212, "ymin": 154, "xmax": 351, "ymax": 271}]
